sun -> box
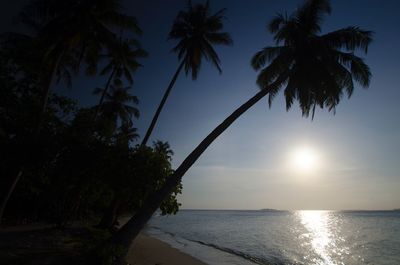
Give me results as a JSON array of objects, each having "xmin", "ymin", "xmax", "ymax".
[{"xmin": 291, "ymin": 146, "xmax": 319, "ymax": 171}]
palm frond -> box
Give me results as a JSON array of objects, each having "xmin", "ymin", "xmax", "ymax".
[
  {"xmin": 333, "ymin": 51, "xmax": 371, "ymax": 87},
  {"xmin": 350, "ymin": 56, "xmax": 371, "ymax": 87},
  {"xmin": 123, "ymin": 67, "xmax": 134, "ymax": 84},
  {"xmin": 255, "ymin": 50, "xmax": 294, "ymax": 89},
  {"xmin": 206, "ymin": 32, "xmax": 233, "ymax": 46},
  {"xmin": 322, "ymin": 26, "xmax": 373, "ymax": 53},
  {"xmin": 103, "ymin": 13, "xmax": 142, "ymax": 35},
  {"xmin": 296, "ymin": 0, "xmax": 331, "ymax": 34},
  {"xmin": 251, "ymin": 46, "xmax": 288, "ymax": 70},
  {"xmin": 125, "ymin": 105, "xmax": 140, "ymax": 119},
  {"xmin": 202, "ymin": 40, "xmax": 222, "ymax": 74},
  {"xmin": 268, "ymin": 13, "xmax": 287, "ymax": 34}
]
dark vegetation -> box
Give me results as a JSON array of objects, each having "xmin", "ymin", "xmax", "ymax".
[{"xmin": 0, "ymin": 0, "xmax": 371, "ymax": 264}]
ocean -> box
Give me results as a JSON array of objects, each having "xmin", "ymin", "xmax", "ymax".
[{"xmin": 146, "ymin": 210, "xmax": 400, "ymax": 265}]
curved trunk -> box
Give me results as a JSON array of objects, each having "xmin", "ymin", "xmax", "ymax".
[
  {"xmin": 111, "ymin": 86, "xmax": 272, "ymax": 257},
  {"xmin": 141, "ymin": 60, "xmax": 185, "ymax": 146}
]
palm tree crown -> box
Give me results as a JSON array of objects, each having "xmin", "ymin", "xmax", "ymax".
[
  {"xmin": 153, "ymin": 140, "xmax": 174, "ymax": 161},
  {"xmin": 251, "ymin": 0, "xmax": 372, "ymax": 118},
  {"xmin": 114, "ymin": 123, "xmax": 139, "ymax": 147},
  {"xmin": 100, "ymin": 38, "xmax": 148, "ymax": 86},
  {"xmin": 19, "ymin": 0, "xmax": 143, "ymax": 115},
  {"xmin": 93, "ymin": 37, "xmax": 147, "ymax": 122},
  {"xmin": 94, "ymin": 85, "xmax": 139, "ymax": 125},
  {"xmin": 21, "ymin": 0, "xmax": 142, "ymax": 69},
  {"xmin": 169, "ymin": 0, "xmax": 233, "ymax": 79}
]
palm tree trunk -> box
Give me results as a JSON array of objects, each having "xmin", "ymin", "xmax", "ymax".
[
  {"xmin": 111, "ymin": 85, "xmax": 273, "ymax": 258},
  {"xmin": 93, "ymin": 67, "xmax": 117, "ymax": 122},
  {"xmin": 141, "ymin": 60, "xmax": 185, "ymax": 146},
  {"xmin": 36, "ymin": 51, "xmax": 65, "ymax": 134}
]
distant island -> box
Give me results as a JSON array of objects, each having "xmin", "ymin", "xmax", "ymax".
[{"xmin": 259, "ymin": 208, "xmax": 283, "ymax": 212}]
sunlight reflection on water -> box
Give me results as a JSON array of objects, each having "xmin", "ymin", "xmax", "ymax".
[
  {"xmin": 298, "ymin": 210, "xmax": 349, "ymax": 265},
  {"xmin": 149, "ymin": 210, "xmax": 400, "ymax": 265}
]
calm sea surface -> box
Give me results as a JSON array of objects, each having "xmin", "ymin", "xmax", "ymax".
[{"xmin": 147, "ymin": 210, "xmax": 400, "ymax": 265}]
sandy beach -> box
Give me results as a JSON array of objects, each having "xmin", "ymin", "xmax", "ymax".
[{"xmin": 127, "ymin": 233, "xmax": 206, "ymax": 265}]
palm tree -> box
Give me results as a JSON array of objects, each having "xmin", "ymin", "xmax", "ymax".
[
  {"xmin": 140, "ymin": 0, "xmax": 233, "ymax": 146},
  {"xmin": 111, "ymin": 0, "xmax": 372, "ymax": 260},
  {"xmin": 93, "ymin": 37, "xmax": 147, "ymax": 122},
  {"xmin": 115, "ymin": 122, "xmax": 139, "ymax": 147},
  {"xmin": 20, "ymin": 0, "xmax": 142, "ymax": 127},
  {"xmin": 153, "ymin": 140, "xmax": 174, "ymax": 161},
  {"xmin": 95, "ymin": 85, "xmax": 140, "ymax": 129}
]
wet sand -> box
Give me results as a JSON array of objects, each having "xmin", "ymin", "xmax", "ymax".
[{"xmin": 127, "ymin": 233, "xmax": 206, "ymax": 265}]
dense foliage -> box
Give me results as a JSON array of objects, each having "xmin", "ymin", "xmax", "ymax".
[{"xmin": 0, "ymin": 0, "xmax": 181, "ymax": 229}]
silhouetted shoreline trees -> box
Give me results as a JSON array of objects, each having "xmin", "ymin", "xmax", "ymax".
[
  {"xmin": 0, "ymin": 0, "xmax": 372, "ymax": 264},
  {"xmin": 0, "ymin": 0, "xmax": 146, "ymax": 223}
]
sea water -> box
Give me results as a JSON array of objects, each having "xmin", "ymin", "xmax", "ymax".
[{"xmin": 147, "ymin": 210, "xmax": 400, "ymax": 265}]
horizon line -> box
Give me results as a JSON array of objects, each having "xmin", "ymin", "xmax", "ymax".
[{"xmin": 178, "ymin": 208, "xmax": 400, "ymax": 211}]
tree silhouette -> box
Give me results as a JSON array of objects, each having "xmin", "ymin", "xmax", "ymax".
[
  {"xmin": 153, "ymin": 140, "xmax": 174, "ymax": 161},
  {"xmin": 94, "ymin": 85, "xmax": 140, "ymax": 128},
  {"xmin": 111, "ymin": 0, "xmax": 372, "ymax": 261},
  {"xmin": 114, "ymin": 122, "xmax": 140, "ymax": 147},
  {"xmin": 19, "ymin": 0, "xmax": 142, "ymax": 126},
  {"xmin": 0, "ymin": 0, "xmax": 142, "ymax": 224},
  {"xmin": 93, "ymin": 37, "xmax": 147, "ymax": 122},
  {"xmin": 141, "ymin": 0, "xmax": 233, "ymax": 146}
]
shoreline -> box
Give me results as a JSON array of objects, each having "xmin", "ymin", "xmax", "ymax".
[{"xmin": 128, "ymin": 233, "xmax": 207, "ymax": 265}]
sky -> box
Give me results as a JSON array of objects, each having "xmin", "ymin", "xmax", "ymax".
[{"xmin": 2, "ymin": 0, "xmax": 400, "ymax": 210}]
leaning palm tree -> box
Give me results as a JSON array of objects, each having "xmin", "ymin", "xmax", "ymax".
[
  {"xmin": 93, "ymin": 37, "xmax": 147, "ymax": 122},
  {"xmin": 111, "ymin": 0, "xmax": 372, "ymax": 261},
  {"xmin": 140, "ymin": 0, "xmax": 233, "ymax": 146}
]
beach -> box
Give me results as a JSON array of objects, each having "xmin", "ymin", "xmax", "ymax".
[{"xmin": 128, "ymin": 233, "xmax": 206, "ymax": 265}]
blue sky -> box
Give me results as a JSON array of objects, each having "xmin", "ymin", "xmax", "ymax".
[{"xmin": 2, "ymin": 0, "xmax": 400, "ymax": 210}]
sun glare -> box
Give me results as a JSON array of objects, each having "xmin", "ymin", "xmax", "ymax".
[{"xmin": 291, "ymin": 146, "xmax": 319, "ymax": 172}]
